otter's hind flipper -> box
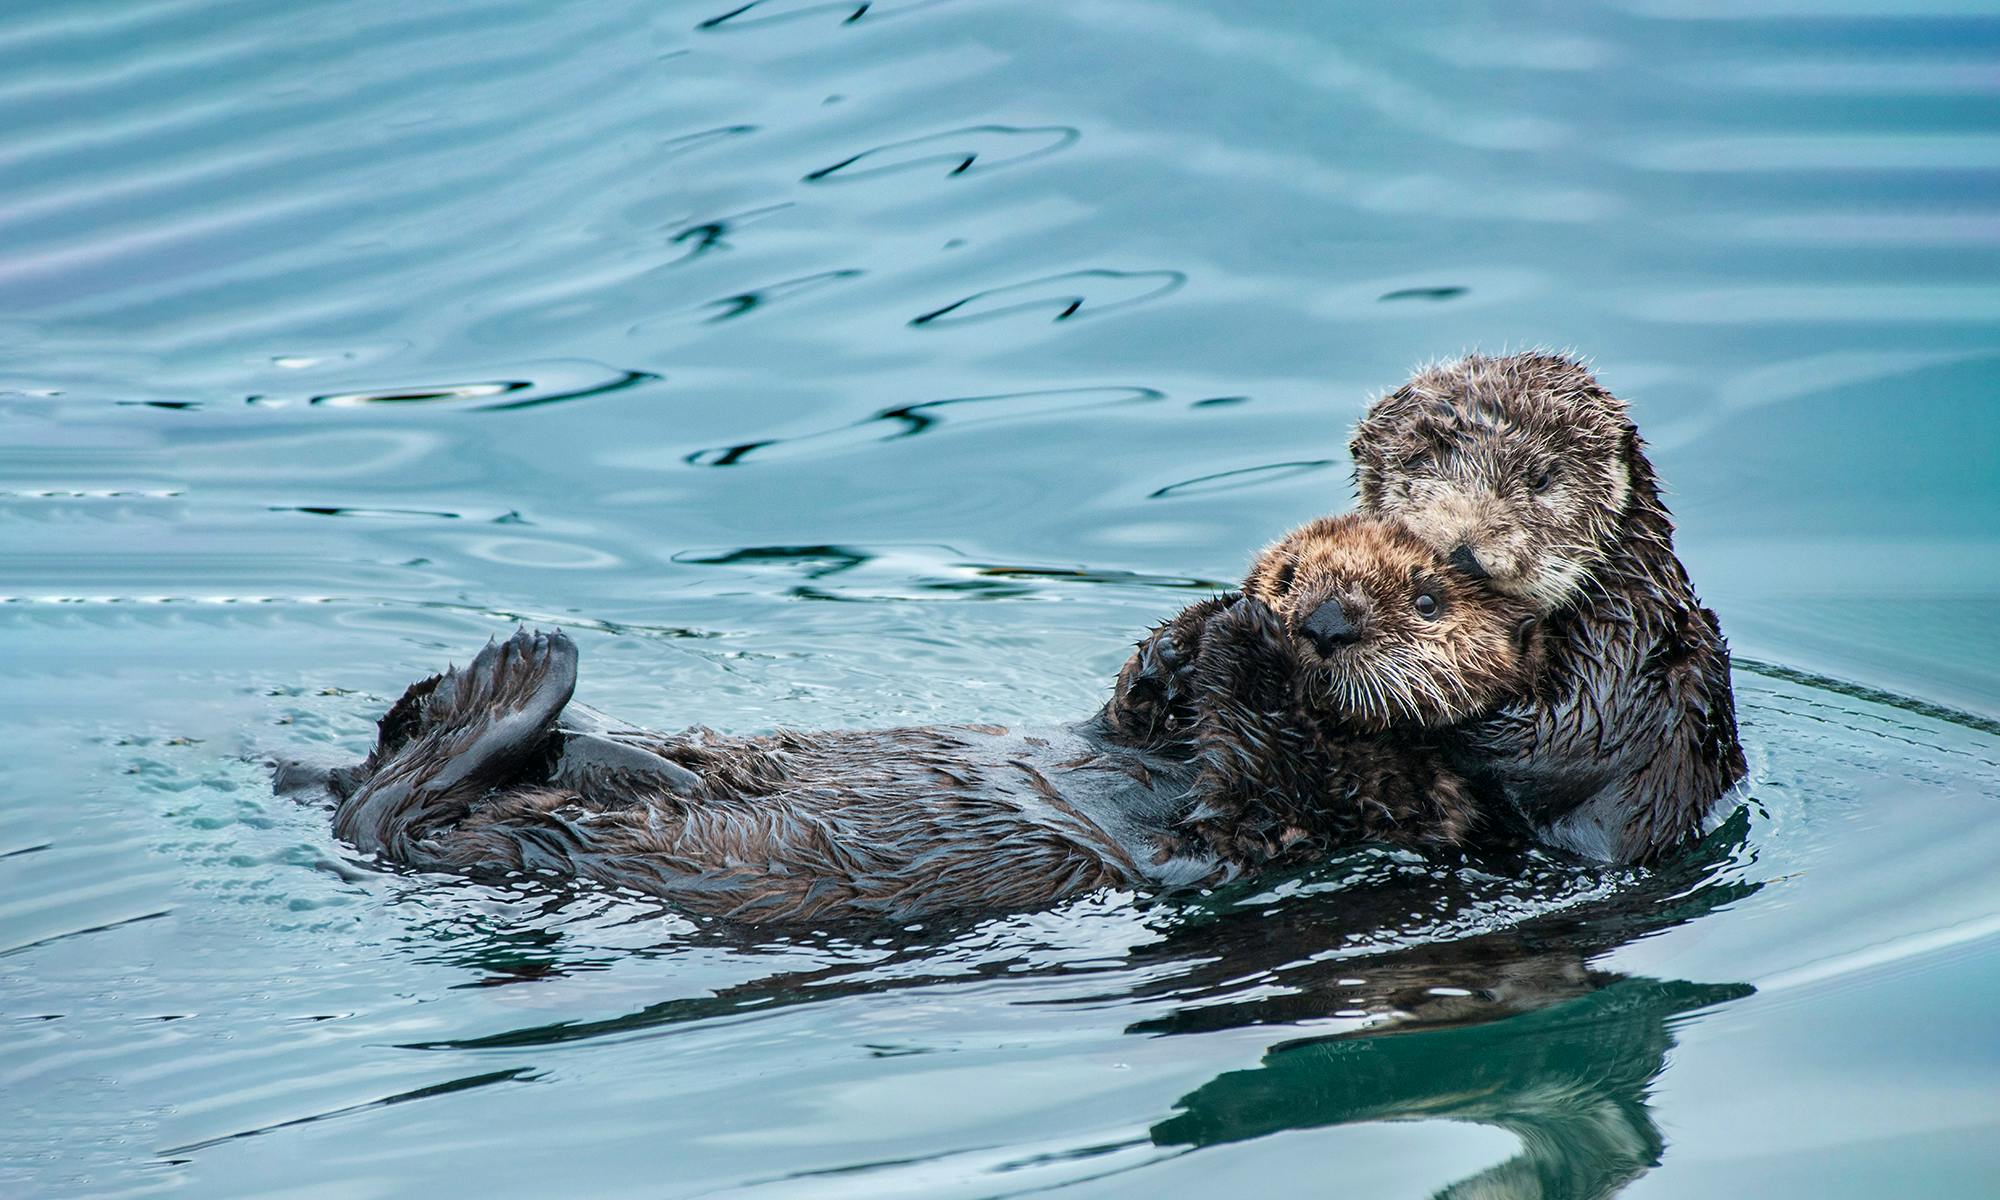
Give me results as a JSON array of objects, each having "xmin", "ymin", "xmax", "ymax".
[{"xmin": 334, "ymin": 628, "xmax": 579, "ymax": 858}]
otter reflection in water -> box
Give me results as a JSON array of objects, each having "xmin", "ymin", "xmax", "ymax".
[
  {"xmin": 316, "ymin": 516, "xmax": 1539, "ymax": 923},
  {"xmin": 1154, "ymin": 973, "xmax": 1749, "ymax": 1199},
  {"xmin": 1136, "ymin": 818, "xmax": 1759, "ymax": 1199},
  {"xmin": 391, "ymin": 816, "xmax": 1758, "ymax": 1198}
]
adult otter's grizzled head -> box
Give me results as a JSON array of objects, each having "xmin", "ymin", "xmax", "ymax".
[
  {"xmin": 1243, "ymin": 514, "xmax": 1537, "ymax": 731},
  {"xmin": 1349, "ymin": 352, "xmax": 1646, "ymax": 614}
]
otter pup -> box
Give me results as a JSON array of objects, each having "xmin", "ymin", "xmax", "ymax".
[
  {"xmin": 323, "ymin": 516, "xmax": 1534, "ymax": 923},
  {"xmin": 1151, "ymin": 516, "xmax": 1539, "ymax": 869},
  {"xmin": 1347, "ymin": 351, "xmax": 1746, "ymax": 863}
]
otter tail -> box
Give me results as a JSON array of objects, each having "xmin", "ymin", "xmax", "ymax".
[{"xmin": 333, "ymin": 628, "xmax": 578, "ymax": 861}]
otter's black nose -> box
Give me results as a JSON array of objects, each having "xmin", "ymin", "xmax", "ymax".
[
  {"xmin": 1303, "ymin": 599, "xmax": 1358, "ymax": 653},
  {"xmin": 1448, "ymin": 543, "xmax": 1490, "ymax": 582}
]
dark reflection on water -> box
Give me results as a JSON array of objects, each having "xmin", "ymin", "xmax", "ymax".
[
  {"xmin": 1156, "ymin": 978, "xmax": 1750, "ymax": 1199},
  {"xmin": 674, "ymin": 542, "xmax": 1227, "ymax": 601},
  {"xmin": 1149, "ymin": 458, "xmax": 1341, "ymax": 499},
  {"xmin": 306, "ymin": 364, "xmax": 658, "ymax": 411},
  {"xmin": 911, "ymin": 268, "xmax": 1187, "ymax": 327},
  {"xmin": 1132, "ymin": 821, "xmax": 1759, "ymax": 1196},
  {"xmin": 697, "ymin": 0, "xmax": 959, "ymax": 32},
  {"xmin": 804, "ymin": 125, "xmax": 1080, "ymax": 183},
  {"xmin": 686, "ymin": 385, "xmax": 1166, "ymax": 466},
  {"xmin": 703, "ymin": 269, "xmax": 865, "ymax": 321},
  {"xmin": 157, "ymin": 1067, "xmax": 541, "ymax": 1158},
  {"xmin": 666, "ymin": 203, "xmax": 795, "ymax": 266},
  {"xmin": 1380, "ymin": 285, "xmax": 1469, "ymax": 302}
]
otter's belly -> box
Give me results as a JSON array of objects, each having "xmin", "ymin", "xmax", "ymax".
[{"xmin": 535, "ymin": 718, "xmax": 1211, "ymax": 914}]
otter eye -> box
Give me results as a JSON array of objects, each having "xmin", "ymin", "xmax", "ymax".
[
  {"xmin": 1529, "ymin": 468, "xmax": 1554, "ymax": 494},
  {"xmin": 1413, "ymin": 591, "xmax": 1441, "ymax": 619},
  {"xmin": 1273, "ymin": 559, "xmax": 1297, "ymax": 594}
]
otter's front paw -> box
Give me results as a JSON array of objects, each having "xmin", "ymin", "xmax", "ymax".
[{"xmin": 1189, "ymin": 598, "xmax": 1302, "ymax": 700}]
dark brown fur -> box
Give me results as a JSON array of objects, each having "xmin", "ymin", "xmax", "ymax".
[
  {"xmin": 1110, "ymin": 516, "xmax": 1538, "ymax": 865},
  {"xmin": 1349, "ymin": 351, "xmax": 1746, "ymax": 862},
  {"xmin": 323, "ymin": 519, "xmax": 1532, "ymax": 924}
]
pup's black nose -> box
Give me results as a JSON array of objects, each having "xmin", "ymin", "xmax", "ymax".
[
  {"xmin": 1448, "ymin": 543, "xmax": 1490, "ymax": 582},
  {"xmin": 1302, "ymin": 599, "xmax": 1358, "ymax": 653}
]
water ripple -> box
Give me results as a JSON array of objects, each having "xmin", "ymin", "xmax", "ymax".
[
  {"xmin": 804, "ymin": 125, "xmax": 1080, "ymax": 184},
  {"xmin": 696, "ymin": 0, "xmax": 958, "ymax": 32},
  {"xmin": 686, "ymin": 386, "xmax": 1166, "ymax": 466},
  {"xmin": 912, "ymin": 269, "xmax": 1187, "ymax": 327},
  {"xmin": 306, "ymin": 363, "xmax": 659, "ymax": 412},
  {"xmin": 1149, "ymin": 460, "xmax": 1341, "ymax": 499},
  {"xmin": 1378, "ymin": 285, "xmax": 1467, "ymax": 302},
  {"xmin": 672, "ymin": 542, "xmax": 1225, "ymax": 599},
  {"xmin": 699, "ymin": 269, "xmax": 865, "ymax": 323},
  {"xmin": 157, "ymin": 1067, "xmax": 538, "ymax": 1157}
]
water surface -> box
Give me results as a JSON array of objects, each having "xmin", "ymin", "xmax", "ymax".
[{"xmin": 4, "ymin": 2, "xmax": 1998, "ymax": 1196}]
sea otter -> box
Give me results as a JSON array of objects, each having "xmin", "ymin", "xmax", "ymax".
[
  {"xmin": 320, "ymin": 516, "xmax": 1536, "ymax": 923},
  {"xmin": 1347, "ymin": 351, "xmax": 1746, "ymax": 863}
]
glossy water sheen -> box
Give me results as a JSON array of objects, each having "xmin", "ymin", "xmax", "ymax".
[{"xmin": 4, "ymin": 3, "xmax": 1998, "ymax": 1196}]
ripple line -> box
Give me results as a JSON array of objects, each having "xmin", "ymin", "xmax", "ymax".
[
  {"xmin": 804, "ymin": 125, "xmax": 1078, "ymax": 184},
  {"xmin": 912, "ymin": 269, "xmax": 1186, "ymax": 327},
  {"xmin": 2, "ymin": 910, "xmax": 169, "ymax": 959},
  {"xmin": 157, "ymin": 1068, "xmax": 538, "ymax": 1157},
  {"xmin": 0, "ymin": 595, "xmax": 717, "ymax": 640},
  {"xmin": 1379, "ymin": 285, "xmax": 1467, "ymax": 302},
  {"xmin": 306, "ymin": 365, "xmax": 658, "ymax": 412},
  {"xmin": 686, "ymin": 385, "xmax": 1166, "ymax": 466},
  {"xmin": 664, "ymin": 203, "xmax": 793, "ymax": 266},
  {"xmin": 696, "ymin": 0, "xmax": 958, "ymax": 31},
  {"xmin": 1149, "ymin": 459, "xmax": 1339, "ymax": 499},
  {"xmin": 1734, "ymin": 656, "xmax": 2000, "ymax": 738},
  {"xmin": 701, "ymin": 269, "xmax": 864, "ymax": 322}
]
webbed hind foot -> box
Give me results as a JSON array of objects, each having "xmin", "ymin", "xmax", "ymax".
[{"xmin": 334, "ymin": 628, "xmax": 579, "ymax": 856}]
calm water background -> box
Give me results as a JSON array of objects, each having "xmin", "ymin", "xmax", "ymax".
[{"xmin": 4, "ymin": 2, "xmax": 1998, "ymax": 1196}]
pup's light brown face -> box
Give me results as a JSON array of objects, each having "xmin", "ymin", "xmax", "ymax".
[
  {"xmin": 1349, "ymin": 353, "xmax": 1637, "ymax": 614},
  {"xmin": 1244, "ymin": 515, "xmax": 1536, "ymax": 732}
]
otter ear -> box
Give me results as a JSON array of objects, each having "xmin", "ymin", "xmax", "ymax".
[{"xmin": 1512, "ymin": 615, "xmax": 1538, "ymax": 655}]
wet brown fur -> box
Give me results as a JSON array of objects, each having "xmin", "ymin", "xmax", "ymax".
[
  {"xmin": 1034, "ymin": 513, "xmax": 1542, "ymax": 872},
  {"xmin": 323, "ymin": 519, "xmax": 1532, "ymax": 924},
  {"xmin": 1109, "ymin": 516, "xmax": 1537, "ymax": 867},
  {"xmin": 1349, "ymin": 351, "xmax": 1747, "ymax": 862}
]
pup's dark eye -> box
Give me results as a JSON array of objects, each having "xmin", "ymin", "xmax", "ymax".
[
  {"xmin": 1529, "ymin": 468, "xmax": 1554, "ymax": 494},
  {"xmin": 1273, "ymin": 560, "xmax": 1296, "ymax": 594},
  {"xmin": 1414, "ymin": 591, "xmax": 1441, "ymax": 619}
]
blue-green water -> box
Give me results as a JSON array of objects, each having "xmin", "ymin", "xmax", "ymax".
[{"xmin": 4, "ymin": 2, "xmax": 1998, "ymax": 1196}]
